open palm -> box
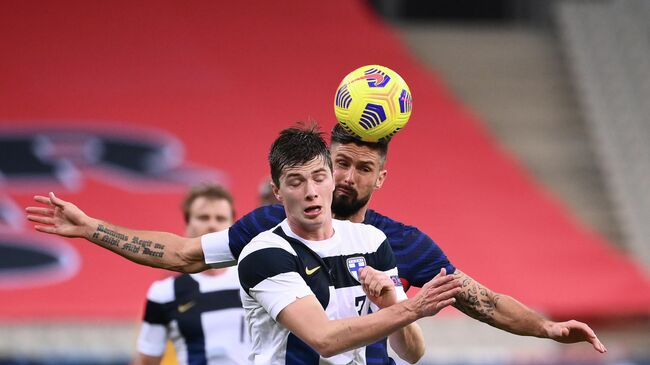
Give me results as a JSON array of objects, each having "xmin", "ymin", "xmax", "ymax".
[
  {"xmin": 26, "ymin": 193, "xmax": 90, "ymax": 238},
  {"xmin": 547, "ymin": 320, "xmax": 606, "ymax": 353}
]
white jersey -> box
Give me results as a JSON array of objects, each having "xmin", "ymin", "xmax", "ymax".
[
  {"xmin": 136, "ymin": 268, "xmax": 251, "ymax": 365},
  {"xmin": 238, "ymin": 219, "xmax": 407, "ymax": 365}
]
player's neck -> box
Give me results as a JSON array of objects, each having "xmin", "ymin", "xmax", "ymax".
[{"xmin": 287, "ymin": 218, "xmax": 334, "ymax": 241}]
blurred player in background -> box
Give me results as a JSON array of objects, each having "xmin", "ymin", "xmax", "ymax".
[
  {"xmin": 257, "ymin": 177, "xmax": 281, "ymax": 206},
  {"xmin": 135, "ymin": 184, "xmax": 250, "ymax": 365}
]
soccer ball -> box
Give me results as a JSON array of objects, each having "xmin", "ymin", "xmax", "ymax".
[{"xmin": 334, "ymin": 65, "xmax": 412, "ymax": 142}]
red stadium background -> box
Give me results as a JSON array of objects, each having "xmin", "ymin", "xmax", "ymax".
[{"xmin": 1, "ymin": 0, "xmax": 649, "ymax": 323}]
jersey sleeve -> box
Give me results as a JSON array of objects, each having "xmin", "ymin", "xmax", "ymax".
[
  {"xmin": 367, "ymin": 210, "xmax": 455, "ymax": 289},
  {"xmin": 238, "ymin": 243, "xmax": 312, "ymax": 320},
  {"xmin": 202, "ymin": 229, "xmax": 235, "ymax": 267},
  {"xmin": 373, "ymin": 238, "xmax": 407, "ymax": 302},
  {"xmin": 201, "ymin": 204, "xmax": 287, "ymax": 266},
  {"xmin": 398, "ymin": 225, "xmax": 455, "ymax": 289},
  {"xmin": 136, "ymin": 322, "xmax": 168, "ymax": 356},
  {"xmin": 136, "ymin": 280, "xmax": 173, "ymax": 356}
]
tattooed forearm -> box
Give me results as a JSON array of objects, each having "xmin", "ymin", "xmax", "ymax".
[
  {"xmin": 92, "ymin": 224, "xmax": 128, "ymax": 247},
  {"xmin": 123, "ymin": 236, "xmax": 165, "ymax": 257},
  {"xmin": 453, "ymin": 271, "xmax": 500, "ymax": 324},
  {"xmin": 81, "ymin": 220, "xmax": 208, "ymax": 272},
  {"xmin": 96, "ymin": 224, "xmax": 129, "ymax": 241},
  {"xmin": 91, "ymin": 226, "xmax": 164, "ymax": 257},
  {"xmin": 451, "ymin": 271, "xmax": 551, "ymax": 336}
]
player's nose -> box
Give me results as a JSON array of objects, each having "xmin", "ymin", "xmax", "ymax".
[
  {"xmin": 205, "ymin": 220, "xmax": 221, "ymax": 232},
  {"xmin": 343, "ymin": 168, "xmax": 356, "ymax": 184},
  {"xmin": 305, "ymin": 180, "xmax": 319, "ymax": 199}
]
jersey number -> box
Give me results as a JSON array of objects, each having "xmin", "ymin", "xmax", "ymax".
[{"xmin": 354, "ymin": 295, "xmax": 367, "ymax": 316}]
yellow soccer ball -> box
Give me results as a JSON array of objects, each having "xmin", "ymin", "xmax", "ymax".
[{"xmin": 334, "ymin": 65, "xmax": 412, "ymax": 142}]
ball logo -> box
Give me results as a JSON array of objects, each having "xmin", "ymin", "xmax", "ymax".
[
  {"xmin": 363, "ymin": 68, "xmax": 391, "ymax": 88},
  {"xmin": 350, "ymin": 70, "xmax": 391, "ymax": 88}
]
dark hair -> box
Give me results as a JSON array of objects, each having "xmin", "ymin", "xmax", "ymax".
[
  {"xmin": 269, "ymin": 123, "xmax": 332, "ymax": 187},
  {"xmin": 330, "ymin": 124, "xmax": 390, "ymax": 165},
  {"xmin": 181, "ymin": 183, "xmax": 235, "ymax": 223}
]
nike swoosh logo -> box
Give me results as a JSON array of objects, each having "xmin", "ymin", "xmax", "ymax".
[
  {"xmin": 351, "ymin": 74, "xmax": 386, "ymax": 85},
  {"xmin": 305, "ymin": 266, "xmax": 321, "ymax": 276},
  {"xmin": 177, "ymin": 301, "xmax": 196, "ymax": 313}
]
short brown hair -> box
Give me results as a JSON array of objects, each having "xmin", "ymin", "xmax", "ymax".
[
  {"xmin": 181, "ymin": 183, "xmax": 235, "ymax": 223},
  {"xmin": 269, "ymin": 123, "xmax": 332, "ymax": 187},
  {"xmin": 330, "ymin": 123, "xmax": 390, "ymax": 166}
]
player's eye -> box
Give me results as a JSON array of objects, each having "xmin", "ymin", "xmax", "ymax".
[{"xmin": 313, "ymin": 174, "xmax": 327, "ymax": 182}]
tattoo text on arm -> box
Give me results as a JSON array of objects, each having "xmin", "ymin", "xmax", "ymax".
[{"xmin": 92, "ymin": 225, "xmax": 165, "ymax": 257}]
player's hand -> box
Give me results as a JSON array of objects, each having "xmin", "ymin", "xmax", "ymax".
[
  {"xmin": 545, "ymin": 320, "xmax": 607, "ymax": 353},
  {"xmin": 410, "ymin": 268, "xmax": 462, "ymax": 318},
  {"xmin": 26, "ymin": 192, "xmax": 93, "ymax": 238},
  {"xmin": 359, "ymin": 266, "xmax": 397, "ymax": 309}
]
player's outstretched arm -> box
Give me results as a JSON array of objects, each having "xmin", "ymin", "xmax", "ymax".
[
  {"xmin": 26, "ymin": 192, "xmax": 210, "ymax": 273},
  {"xmin": 277, "ymin": 268, "xmax": 461, "ymax": 358},
  {"xmin": 451, "ymin": 269, "xmax": 606, "ymax": 353},
  {"xmin": 359, "ymin": 266, "xmax": 424, "ymax": 364}
]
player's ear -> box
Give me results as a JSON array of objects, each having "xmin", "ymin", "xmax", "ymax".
[
  {"xmin": 271, "ymin": 182, "xmax": 282, "ymax": 202},
  {"xmin": 375, "ymin": 169, "xmax": 387, "ymax": 189}
]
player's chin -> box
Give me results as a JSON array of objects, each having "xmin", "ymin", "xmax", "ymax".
[{"xmin": 333, "ymin": 194, "xmax": 355, "ymax": 207}]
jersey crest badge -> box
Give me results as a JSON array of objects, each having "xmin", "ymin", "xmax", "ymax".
[{"xmin": 346, "ymin": 256, "xmax": 367, "ymax": 282}]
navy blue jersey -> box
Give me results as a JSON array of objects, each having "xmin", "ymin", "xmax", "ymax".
[
  {"xmin": 226, "ymin": 204, "xmax": 456, "ymax": 365},
  {"xmin": 229, "ymin": 204, "xmax": 455, "ymax": 290}
]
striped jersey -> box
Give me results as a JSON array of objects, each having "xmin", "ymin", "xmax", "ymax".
[
  {"xmin": 137, "ymin": 268, "xmax": 251, "ymax": 365},
  {"xmin": 202, "ymin": 204, "xmax": 456, "ymax": 364},
  {"xmin": 237, "ymin": 219, "xmax": 407, "ymax": 365}
]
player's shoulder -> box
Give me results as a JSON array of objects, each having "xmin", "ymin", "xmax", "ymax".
[
  {"xmin": 332, "ymin": 219, "xmax": 385, "ymax": 236},
  {"xmin": 145, "ymin": 275, "xmax": 178, "ymax": 303},
  {"xmin": 335, "ymin": 218, "xmax": 385, "ymax": 236},
  {"xmin": 365, "ymin": 209, "xmax": 424, "ymax": 236},
  {"xmin": 246, "ymin": 203, "xmax": 286, "ymax": 221},
  {"xmin": 239, "ymin": 227, "xmax": 297, "ymax": 260},
  {"xmin": 334, "ymin": 219, "xmax": 387, "ymax": 249},
  {"xmin": 365, "ymin": 209, "xmax": 403, "ymax": 227}
]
